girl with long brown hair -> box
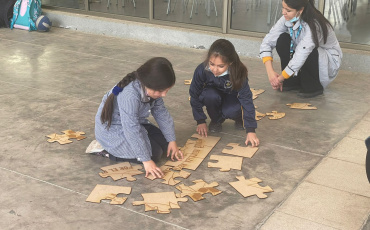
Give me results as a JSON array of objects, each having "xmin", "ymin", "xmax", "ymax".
[
  {"xmin": 95, "ymin": 57, "xmax": 183, "ymax": 178},
  {"xmin": 189, "ymin": 39, "xmax": 259, "ymax": 147}
]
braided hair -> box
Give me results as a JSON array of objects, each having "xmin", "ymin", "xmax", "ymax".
[{"xmin": 100, "ymin": 57, "xmax": 176, "ymax": 128}]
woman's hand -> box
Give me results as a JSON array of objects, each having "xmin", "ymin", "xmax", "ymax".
[
  {"xmin": 197, "ymin": 123, "xmax": 208, "ymax": 137},
  {"xmin": 268, "ymin": 70, "xmax": 281, "ymax": 90},
  {"xmin": 167, "ymin": 141, "xmax": 184, "ymax": 161},
  {"xmin": 277, "ymin": 75, "xmax": 285, "ymax": 91},
  {"xmin": 245, "ymin": 132, "xmax": 260, "ymax": 147},
  {"xmin": 143, "ymin": 160, "xmax": 164, "ymax": 178}
]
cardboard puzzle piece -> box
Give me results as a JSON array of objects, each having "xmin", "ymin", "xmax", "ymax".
[
  {"xmin": 184, "ymin": 79, "xmax": 192, "ymax": 85},
  {"xmin": 255, "ymin": 110, "xmax": 266, "ymax": 121},
  {"xmin": 46, "ymin": 129, "xmax": 86, "ymax": 144},
  {"xmin": 133, "ymin": 192, "xmax": 188, "ymax": 214},
  {"xmin": 208, "ymin": 155, "xmax": 243, "ymax": 172},
  {"xmin": 165, "ymin": 134, "xmax": 221, "ymax": 171},
  {"xmin": 266, "ymin": 111, "xmax": 286, "ymax": 120},
  {"xmin": 46, "ymin": 133, "xmax": 73, "ymax": 145},
  {"xmin": 229, "ymin": 176, "xmax": 273, "ymax": 198},
  {"xmin": 251, "ymin": 88, "xmax": 265, "ymax": 100},
  {"xmin": 286, "ymin": 103, "xmax": 317, "ymax": 110},
  {"xmin": 146, "ymin": 165, "xmax": 191, "ymax": 185},
  {"xmin": 86, "ymin": 184, "xmax": 132, "ymax": 205},
  {"xmin": 99, "ymin": 162, "xmax": 144, "ymax": 182},
  {"xmin": 62, "ymin": 130, "xmax": 87, "ymax": 140},
  {"xmin": 222, "ymin": 143, "xmax": 259, "ymax": 158},
  {"xmin": 176, "ymin": 179, "xmax": 222, "ymax": 201}
]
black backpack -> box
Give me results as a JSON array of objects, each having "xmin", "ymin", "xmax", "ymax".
[{"xmin": 0, "ymin": 0, "xmax": 18, "ymax": 28}]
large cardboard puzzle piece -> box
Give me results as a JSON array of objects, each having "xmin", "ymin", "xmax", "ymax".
[
  {"xmin": 86, "ymin": 184, "xmax": 132, "ymax": 205},
  {"xmin": 165, "ymin": 134, "xmax": 221, "ymax": 171},
  {"xmin": 99, "ymin": 162, "xmax": 144, "ymax": 181},
  {"xmin": 229, "ymin": 176, "xmax": 273, "ymax": 198},
  {"xmin": 62, "ymin": 130, "xmax": 87, "ymax": 140},
  {"xmin": 222, "ymin": 143, "xmax": 259, "ymax": 158},
  {"xmin": 255, "ymin": 110, "xmax": 266, "ymax": 121},
  {"xmin": 46, "ymin": 129, "xmax": 86, "ymax": 144},
  {"xmin": 208, "ymin": 155, "xmax": 243, "ymax": 172},
  {"xmin": 266, "ymin": 111, "xmax": 286, "ymax": 120},
  {"xmin": 286, "ymin": 103, "xmax": 317, "ymax": 110},
  {"xmin": 133, "ymin": 192, "xmax": 188, "ymax": 214},
  {"xmin": 146, "ymin": 165, "xmax": 191, "ymax": 185},
  {"xmin": 251, "ymin": 88, "xmax": 265, "ymax": 100},
  {"xmin": 176, "ymin": 179, "xmax": 222, "ymax": 202},
  {"xmin": 46, "ymin": 133, "xmax": 73, "ymax": 145}
]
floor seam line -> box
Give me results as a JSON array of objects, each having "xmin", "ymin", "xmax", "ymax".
[
  {"xmin": 327, "ymin": 155, "xmax": 365, "ymax": 166},
  {"xmin": 303, "ymin": 180, "xmax": 370, "ymax": 199}
]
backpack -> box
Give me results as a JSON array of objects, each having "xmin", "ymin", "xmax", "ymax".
[
  {"xmin": 0, "ymin": 0, "xmax": 18, "ymax": 28},
  {"xmin": 10, "ymin": 0, "xmax": 41, "ymax": 31}
]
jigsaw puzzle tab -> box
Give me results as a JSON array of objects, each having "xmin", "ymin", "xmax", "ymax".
[
  {"xmin": 86, "ymin": 184, "xmax": 132, "ymax": 205},
  {"xmin": 176, "ymin": 179, "xmax": 222, "ymax": 201},
  {"xmin": 266, "ymin": 111, "xmax": 286, "ymax": 120},
  {"xmin": 62, "ymin": 130, "xmax": 87, "ymax": 140},
  {"xmin": 208, "ymin": 155, "xmax": 243, "ymax": 172},
  {"xmin": 222, "ymin": 143, "xmax": 259, "ymax": 158},
  {"xmin": 99, "ymin": 162, "xmax": 144, "ymax": 181},
  {"xmin": 251, "ymin": 88, "xmax": 265, "ymax": 100},
  {"xmin": 184, "ymin": 79, "xmax": 192, "ymax": 85},
  {"xmin": 229, "ymin": 176, "xmax": 273, "ymax": 199},
  {"xmin": 146, "ymin": 165, "xmax": 191, "ymax": 185},
  {"xmin": 133, "ymin": 192, "xmax": 188, "ymax": 214},
  {"xmin": 286, "ymin": 103, "xmax": 317, "ymax": 110},
  {"xmin": 255, "ymin": 110, "xmax": 266, "ymax": 121}
]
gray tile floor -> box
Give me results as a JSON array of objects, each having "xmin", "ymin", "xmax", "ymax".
[{"xmin": 0, "ymin": 27, "xmax": 369, "ymax": 230}]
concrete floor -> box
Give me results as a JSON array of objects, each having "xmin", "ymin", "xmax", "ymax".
[{"xmin": 0, "ymin": 27, "xmax": 369, "ymax": 230}]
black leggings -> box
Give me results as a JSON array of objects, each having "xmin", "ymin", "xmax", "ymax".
[
  {"xmin": 276, "ymin": 33, "xmax": 323, "ymax": 93},
  {"xmin": 109, "ymin": 124, "xmax": 168, "ymax": 164}
]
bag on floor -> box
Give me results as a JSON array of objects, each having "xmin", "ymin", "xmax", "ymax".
[
  {"xmin": 0, "ymin": 0, "xmax": 18, "ymax": 28},
  {"xmin": 10, "ymin": 0, "xmax": 41, "ymax": 31}
]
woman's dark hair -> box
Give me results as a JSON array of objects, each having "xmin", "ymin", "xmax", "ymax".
[
  {"xmin": 101, "ymin": 57, "xmax": 176, "ymax": 128},
  {"xmin": 284, "ymin": 0, "xmax": 333, "ymax": 47},
  {"xmin": 205, "ymin": 39, "xmax": 248, "ymax": 91}
]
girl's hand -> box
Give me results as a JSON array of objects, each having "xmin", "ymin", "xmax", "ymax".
[
  {"xmin": 167, "ymin": 141, "xmax": 184, "ymax": 161},
  {"xmin": 197, "ymin": 123, "xmax": 208, "ymax": 137},
  {"xmin": 245, "ymin": 133, "xmax": 260, "ymax": 147},
  {"xmin": 277, "ymin": 75, "xmax": 285, "ymax": 91},
  {"xmin": 143, "ymin": 160, "xmax": 164, "ymax": 178}
]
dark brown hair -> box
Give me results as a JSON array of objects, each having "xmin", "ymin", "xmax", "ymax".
[
  {"xmin": 100, "ymin": 57, "xmax": 176, "ymax": 128},
  {"xmin": 205, "ymin": 39, "xmax": 248, "ymax": 91},
  {"xmin": 284, "ymin": 0, "xmax": 333, "ymax": 47}
]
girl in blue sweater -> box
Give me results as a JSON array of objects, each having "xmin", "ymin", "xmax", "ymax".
[{"xmin": 189, "ymin": 39, "xmax": 259, "ymax": 147}]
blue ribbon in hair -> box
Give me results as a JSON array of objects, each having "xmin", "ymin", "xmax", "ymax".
[{"xmin": 112, "ymin": 85, "xmax": 123, "ymax": 96}]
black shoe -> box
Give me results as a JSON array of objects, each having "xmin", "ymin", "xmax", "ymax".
[
  {"xmin": 297, "ymin": 89, "xmax": 323, "ymax": 98},
  {"xmin": 282, "ymin": 85, "xmax": 301, "ymax": 92},
  {"xmin": 234, "ymin": 118, "xmax": 244, "ymax": 130},
  {"xmin": 209, "ymin": 121, "xmax": 222, "ymax": 133}
]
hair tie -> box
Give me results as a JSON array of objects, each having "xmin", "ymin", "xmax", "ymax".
[{"xmin": 112, "ymin": 85, "xmax": 123, "ymax": 96}]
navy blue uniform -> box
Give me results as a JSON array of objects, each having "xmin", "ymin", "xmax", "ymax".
[{"xmin": 189, "ymin": 63, "xmax": 257, "ymax": 133}]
